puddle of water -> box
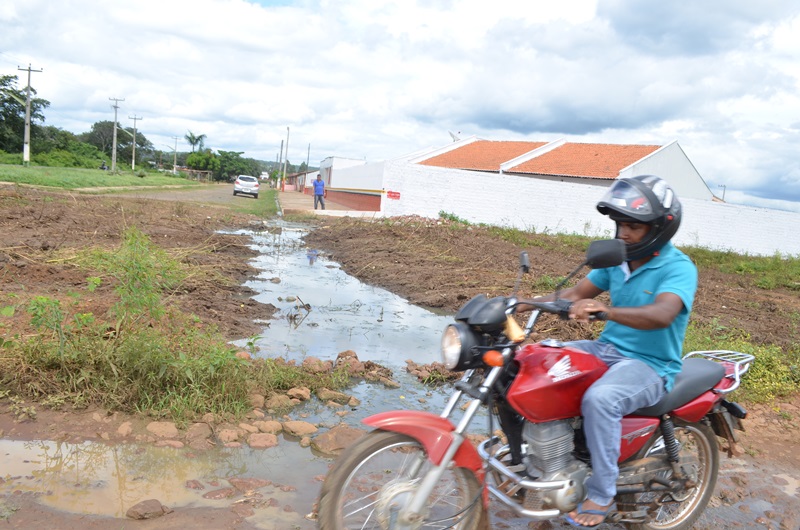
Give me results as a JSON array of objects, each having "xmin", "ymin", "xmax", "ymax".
[
  {"xmin": 231, "ymin": 221, "xmax": 453, "ymax": 367},
  {"xmin": 0, "ymin": 437, "xmax": 327, "ymax": 525},
  {"xmin": 227, "ymin": 220, "xmax": 472, "ymax": 424},
  {"xmin": 774, "ymin": 473, "xmax": 800, "ymax": 498}
]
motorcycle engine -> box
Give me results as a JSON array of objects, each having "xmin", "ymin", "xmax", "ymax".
[{"xmin": 523, "ymin": 419, "xmax": 589, "ymax": 512}]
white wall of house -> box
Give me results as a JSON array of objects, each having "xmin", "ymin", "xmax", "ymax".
[
  {"xmin": 318, "ymin": 157, "xmax": 367, "ymax": 188},
  {"xmin": 379, "ymin": 160, "xmax": 800, "ymax": 257},
  {"xmin": 620, "ymin": 142, "xmax": 713, "ymax": 201},
  {"xmin": 328, "ymin": 160, "xmax": 386, "ymax": 190}
]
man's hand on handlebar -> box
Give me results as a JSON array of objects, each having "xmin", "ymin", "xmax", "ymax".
[
  {"xmin": 514, "ymin": 297, "xmax": 609, "ymax": 322},
  {"xmin": 569, "ymin": 299, "xmax": 610, "ymax": 322}
]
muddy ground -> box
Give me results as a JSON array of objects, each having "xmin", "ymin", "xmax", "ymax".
[{"xmin": 1, "ymin": 183, "xmax": 799, "ymax": 529}]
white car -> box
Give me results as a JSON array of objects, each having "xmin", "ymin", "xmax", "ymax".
[{"xmin": 233, "ymin": 175, "xmax": 259, "ymax": 198}]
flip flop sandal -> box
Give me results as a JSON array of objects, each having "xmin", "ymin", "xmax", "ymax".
[{"xmin": 564, "ymin": 501, "xmax": 612, "ymax": 528}]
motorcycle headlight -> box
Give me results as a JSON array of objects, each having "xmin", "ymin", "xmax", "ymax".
[{"xmin": 441, "ymin": 321, "xmax": 480, "ymax": 370}]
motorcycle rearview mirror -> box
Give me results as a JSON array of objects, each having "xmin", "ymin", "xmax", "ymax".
[
  {"xmin": 512, "ymin": 251, "xmax": 530, "ymax": 296},
  {"xmin": 519, "ymin": 251, "xmax": 530, "ymax": 273},
  {"xmin": 585, "ymin": 239, "xmax": 626, "ymax": 269},
  {"xmin": 552, "ymin": 239, "xmax": 625, "ymax": 299}
]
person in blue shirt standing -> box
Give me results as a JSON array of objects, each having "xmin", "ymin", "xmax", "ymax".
[
  {"xmin": 313, "ymin": 174, "xmax": 326, "ymax": 210},
  {"xmin": 519, "ymin": 175, "xmax": 697, "ymax": 528}
]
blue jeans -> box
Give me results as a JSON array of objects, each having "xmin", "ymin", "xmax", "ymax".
[
  {"xmin": 314, "ymin": 194, "xmax": 325, "ymax": 209},
  {"xmin": 566, "ymin": 340, "xmax": 666, "ymax": 507}
]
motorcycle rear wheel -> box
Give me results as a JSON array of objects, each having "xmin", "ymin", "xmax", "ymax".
[
  {"xmin": 619, "ymin": 420, "xmax": 719, "ymax": 530},
  {"xmin": 318, "ymin": 430, "xmax": 487, "ymax": 530}
]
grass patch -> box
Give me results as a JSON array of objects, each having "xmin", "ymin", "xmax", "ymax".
[
  {"xmin": 684, "ymin": 321, "xmax": 800, "ymax": 403},
  {"xmin": 0, "ymin": 500, "xmax": 19, "ymax": 520},
  {"xmin": 229, "ymin": 188, "xmax": 278, "ymax": 217},
  {"xmin": 0, "ymin": 225, "xmax": 350, "ymax": 423},
  {"xmin": 0, "ymin": 163, "xmax": 200, "ymax": 190},
  {"xmin": 530, "ymin": 274, "xmax": 564, "ymax": 293},
  {"xmin": 683, "ymin": 246, "xmax": 800, "ymax": 291},
  {"xmin": 437, "ymin": 211, "xmax": 595, "ymax": 253},
  {"xmin": 434, "ymin": 216, "xmax": 800, "ymax": 293}
]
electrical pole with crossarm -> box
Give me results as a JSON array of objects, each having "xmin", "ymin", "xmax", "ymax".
[{"xmin": 17, "ymin": 64, "xmax": 43, "ymax": 167}]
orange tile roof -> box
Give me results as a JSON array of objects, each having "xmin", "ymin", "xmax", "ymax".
[
  {"xmin": 419, "ymin": 140, "xmax": 548, "ymax": 171},
  {"xmin": 509, "ymin": 143, "xmax": 661, "ymax": 179}
]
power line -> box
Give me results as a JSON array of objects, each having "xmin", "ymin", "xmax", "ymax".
[
  {"xmin": 17, "ymin": 64, "xmax": 42, "ymax": 166},
  {"xmin": 0, "ymin": 51, "xmax": 29, "ymax": 67}
]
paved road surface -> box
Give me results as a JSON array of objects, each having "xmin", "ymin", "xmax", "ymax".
[{"xmin": 100, "ymin": 183, "xmax": 365, "ymax": 215}]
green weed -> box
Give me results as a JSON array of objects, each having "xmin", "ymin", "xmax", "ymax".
[
  {"xmin": 0, "ymin": 225, "xmax": 359, "ymax": 423},
  {"xmin": 439, "ymin": 211, "xmax": 470, "ymax": 224},
  {"xmin": 530, "ymin": 275, "xmax": 564, "ymax": 293},
  {"xmin": 86, "ymin": 277, "xmax": 102, "ymax": 292},
  {"xmin": 8, "ymin": 395, "xmax": 37, "ymax": 420},
  {"xmin": 0, "ymin": 500, "xmax": 19, "ymax": 520},
  {"xmin": 683, "ymin": 247, "xmax": 800, "ymax": 291},
  {"xmin": 77, "ymin": 226, "xmax": 185, "ymax": 322},
  {"xmin": 684, "ymin": 322, "xmax": 800, "ymax": 403}
]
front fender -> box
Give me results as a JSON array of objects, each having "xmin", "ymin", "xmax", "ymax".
[{"xmin": 364, "ymin": 410, "xmax": 485, "ymax": 483}]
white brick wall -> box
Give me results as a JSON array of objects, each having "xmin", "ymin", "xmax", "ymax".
[{"xmin": 379, "ymin": 160, "xmax": 800, "ymax": 257}]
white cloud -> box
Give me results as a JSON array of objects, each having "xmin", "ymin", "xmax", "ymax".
[{"xmin": 2, "ymin": 0, "xmax": 800, "ymax": 210}]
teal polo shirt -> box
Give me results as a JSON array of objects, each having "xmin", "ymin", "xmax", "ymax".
[{"xmin": 586, "ymin": 242, "xmax": 697, "ymax": 391}]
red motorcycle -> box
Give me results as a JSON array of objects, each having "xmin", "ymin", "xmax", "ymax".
[{"xmin": 318, "ymin": 240, "xmax": 754, "ymax": 530}]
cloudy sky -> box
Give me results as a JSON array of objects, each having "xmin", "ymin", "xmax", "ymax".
[{"xmin": 2, "ymin": 0, "xmax": 800, "ymax": 211}]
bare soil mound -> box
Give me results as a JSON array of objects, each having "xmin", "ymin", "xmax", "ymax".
[{"xmin": 303, "ymin": 215, "xmax": 800, "ymax": 349}]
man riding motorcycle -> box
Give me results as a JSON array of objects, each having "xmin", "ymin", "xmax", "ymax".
[{"xmin": 518, "ymin": 175, "xmax": 697, "ymax": 527}]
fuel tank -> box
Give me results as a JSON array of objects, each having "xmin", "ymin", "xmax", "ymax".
[{"xmin": 506, "ymin": 340, "xmax": 608, "ymax": 422}]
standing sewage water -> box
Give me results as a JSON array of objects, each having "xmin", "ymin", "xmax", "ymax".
[
  {"xmin": 0, "ymin": 219, "xmax": 457, "ymax": 526},
  {"xmin": 237, "ymin": 220, "xmax": 451, "ymax": 366}
]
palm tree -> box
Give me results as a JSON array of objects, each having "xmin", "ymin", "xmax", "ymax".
[{"xmin": 185, "ymin": 131, "xmax": 207, "ymax": 153}]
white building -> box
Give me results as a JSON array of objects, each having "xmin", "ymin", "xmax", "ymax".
[{"xmin": 307, "ymin": 138, "xmax": 800, "ymax": 256}]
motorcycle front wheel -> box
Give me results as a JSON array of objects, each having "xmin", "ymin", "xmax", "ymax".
[
  {"xmin": 318, "ymin": 430, "xmax": 487, "ymax": 530},
  {"xmin": 619, "ymin": 420, "xmax": 719, "ymax": 530}
]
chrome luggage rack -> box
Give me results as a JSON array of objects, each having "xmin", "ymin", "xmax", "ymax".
[{"xmin": 684, "ymin": 350, "xmax": 755, "ymax": 394}]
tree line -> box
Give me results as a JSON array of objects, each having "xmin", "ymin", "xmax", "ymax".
[{"xmin": 0, "ymin": 74, "xmax": 307, "ymax": 181}]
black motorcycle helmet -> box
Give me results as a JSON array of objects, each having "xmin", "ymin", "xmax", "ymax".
[{"xmin": 596, "ymin": 175, "xmax": 682, "ymax": 261}]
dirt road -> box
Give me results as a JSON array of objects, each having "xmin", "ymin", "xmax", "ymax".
[{"xmin": 0, "ymin": 183, "xmax": 798, "ymax": 529}]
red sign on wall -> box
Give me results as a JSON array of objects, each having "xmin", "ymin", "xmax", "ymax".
[{"xmin": 386, "ymin": 191, "xmax": 401, "ymax": 200}]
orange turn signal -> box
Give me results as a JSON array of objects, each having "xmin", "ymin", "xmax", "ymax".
[{"xmin": 483, "ymin": 350, "xmax": 504, "ymax": 367}]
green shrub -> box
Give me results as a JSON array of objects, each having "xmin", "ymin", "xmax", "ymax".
[{"xmin": 0, "ymin": 150, "xmax": 22, "ymax": 165}]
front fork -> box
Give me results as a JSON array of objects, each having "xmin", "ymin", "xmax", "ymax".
[{"xmin": 364, "ymin": 365, "xmax": 505, "ymax": 527}]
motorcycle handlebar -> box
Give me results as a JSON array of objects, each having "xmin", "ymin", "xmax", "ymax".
[{"xmin": 526, "ymin": 300, "xmax": 608, "ymax": 321}]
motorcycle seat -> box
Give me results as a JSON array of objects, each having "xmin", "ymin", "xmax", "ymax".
[{"xmin": 632, "ymin": 358, "xmax": 725, "ymax": 417}]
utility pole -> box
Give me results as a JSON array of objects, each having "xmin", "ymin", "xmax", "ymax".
[
  {"xmin": 277, "ymin": 139, "xmax": 283, "ymax": 189},
  {"xmin": 282, "ymin": 126, "xmax": 290, "ymax": 191},
  {"xmin": 172, "ymin": 136, "xmax": 179, "ymax": 174},
  {"xmin": 17, "ymin": 64, "xmax": 42, "ymax": 167},
  {"xmin": 129, "ymin": 114, "xmax": 142, "ymax": 171},
  {"xmin": 305, "ymin": 143, "xmax": 310, "ymax": 192},
  {"xmin": 109, "ymin": 97, "xmax": 125, "ymax": 172}
]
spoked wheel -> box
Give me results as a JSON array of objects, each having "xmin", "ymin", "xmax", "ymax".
[
  {"xmin": 318, "ymin": 430, "xmax": 487, "ymax": 530},
  {"xmin": 619, "ymin": 421, "xmax": 719, "ymax": 530}
]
